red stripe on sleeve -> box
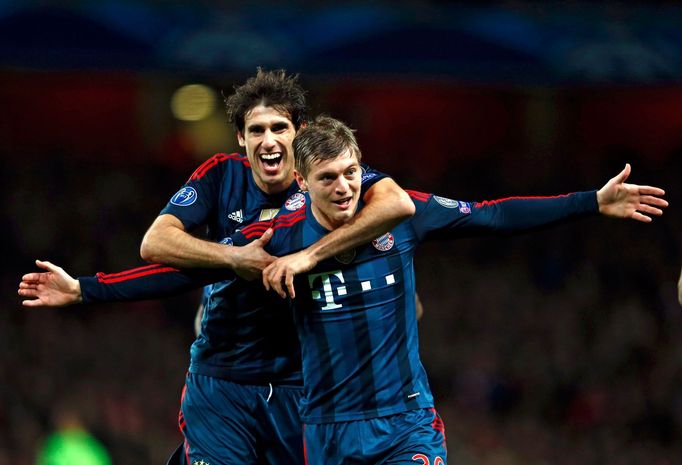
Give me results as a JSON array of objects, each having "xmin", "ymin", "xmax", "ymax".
[
  {"xmin": 475, "ymin": 194, "xmax": 571, "ymax": 208},
  {"xmin": 96, "ymin": 266, "xmax": 179, "ymax": 284},
  {"xmin": 94, "ymin": 263, "xmax": 165, "ymax": 280},
  {"xmin": 406, "ymin": 190, "xmax": 431, "ymax": 202}
]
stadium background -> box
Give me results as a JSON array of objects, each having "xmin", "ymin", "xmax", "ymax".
[{"xmin": 1, "ymin": 1, "xmax": 681, "ymax": 464}]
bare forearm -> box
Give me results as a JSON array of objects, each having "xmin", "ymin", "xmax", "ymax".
[
  {"xmin": 140, "ymin": 215, "xmax": 237, "ymax": 268},
  {"xmin": 308, "ymin": 179, "xmax": 414, "ymax": 262}
]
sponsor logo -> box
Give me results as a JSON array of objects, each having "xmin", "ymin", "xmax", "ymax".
[
  {"xmin": 433, "ymin": 195, "xmax": 458, "ymax": 208},
  {"xmin": 372, "ymin": 232, "xmax": 394, "ymax": 252},
  {"xmin": 228, "ymin": 209, "xmax": 243, "ymax": 223},
  {"xmin": 458, "ymin": 201, "xmax": 471, "ymax": 214},
  {"xmin": 309, "ymin": 270, "xmax": 346, "ymax": 310},
  {"xmin": 219, "ymin": 237, "xmax": 233, "ymax": 246},
  {"xmin": 193, "ymin": 461, "xmax": 210, "ymax": 465},
  {"xmin": 170, "ymin": 187, "xmax": 197, "ymax": 206},
  {"xmin": 259, "ymin": 208, "xmax": 279, "ymax": 221},
  {"xmin": 335, "ymin": 249, "xmax": 356, "ymax": 264},
  {"xmin": 285, "ymin": 192, "xmax": 306, "ymax": 211}
]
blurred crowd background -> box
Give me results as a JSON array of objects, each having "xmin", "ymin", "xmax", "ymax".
[{"xmin": 1, "ymin": 1, "xmax": 681, "ymax": 464}]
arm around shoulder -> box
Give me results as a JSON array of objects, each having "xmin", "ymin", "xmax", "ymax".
[
  {"xmin": 309, "ymin": 177, "xmax": 414, "ymax": 263},
  {"xmin": 262, "ymin": 178, "xmax": 414, "ymax": 298}
]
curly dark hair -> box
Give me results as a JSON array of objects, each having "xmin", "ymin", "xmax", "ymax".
[{"xmin": 224, "ymin": 68, "xmax": 308, "ymax": 133}]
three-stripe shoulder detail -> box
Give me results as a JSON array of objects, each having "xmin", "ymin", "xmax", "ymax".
[
  {"xmin": 188, "ymin": 153, "xmax": 250, "ymax": 182},
  {"xmin": 240, "ymin": 209, "xmax": 306, "ymax": 239}
]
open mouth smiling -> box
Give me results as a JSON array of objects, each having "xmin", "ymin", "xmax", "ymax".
[
  {"xmin": 333, "ymin": 197, "xmax": 353, "ymax": 209},
  {"xmin": 259, "ymin": 152, "xmax": 283, "ymax": 171}
]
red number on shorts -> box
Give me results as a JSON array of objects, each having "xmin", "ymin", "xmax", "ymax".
[
  {"xmin": 412, "ymin": 454, "xmax": 429, "ymax": 465},
  {"xmin": 412, "ymin": 454, "xmax": 444, "ymax": 465}
]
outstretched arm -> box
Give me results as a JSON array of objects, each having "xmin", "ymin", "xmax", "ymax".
[
  {"xmin": 19, "ymin": 260, "xmax": 237, "ymax": 308},
  {"xmin": 18, "ymin": 260, "xmax": 82, "ymax": 307},
  {"xmin": 596, "ymin": 164, "xmax": 667, "ymax": 222},
  {"xmin": 263, "ymin": 178, "xmax": 415, "ymax": 298}
]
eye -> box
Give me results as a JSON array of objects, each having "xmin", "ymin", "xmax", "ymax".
[
  {"xmin": 345, "ymin": 167, "xmax": 358, "ymax": 178},
  {"xmin": 272, "ymin": 123, "xmax": 289, "ymax": 133}
]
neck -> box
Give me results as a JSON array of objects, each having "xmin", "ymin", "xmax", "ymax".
[
  {"xmin": 254, "ymin": 174, "xmax": 295, "ymax": 195},
  {"xmin": 310, "ymin": 202, "xmax": 356, "ymax": 231}
]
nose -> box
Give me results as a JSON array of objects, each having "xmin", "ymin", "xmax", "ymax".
[
  {"xmin": 335, "ymin": 176, "xmax": 349, "ymax": 194},
  {"xmin": 262, "ymin": 129, "xmax": 276, "ymax": 150}
]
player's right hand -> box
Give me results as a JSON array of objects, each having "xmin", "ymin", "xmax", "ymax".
[
  {"xmin": 232, "ymin": 229, "xmax": 276, "ymax": 281},
  {"xmin": 18, "ymin": 260, "xmax": 82, "ymax": 307}
]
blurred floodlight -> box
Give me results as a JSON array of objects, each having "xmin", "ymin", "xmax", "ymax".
[{"xmin": 171, "ymin": 84, "xmax": 217, "ymax": 121}]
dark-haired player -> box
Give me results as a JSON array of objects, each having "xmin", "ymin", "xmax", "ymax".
[
  {"xmin": 19, "ymin": 70, "xmax": 415, "ymax": 465},
  {"xmin": 22, "ymin": 116, "xmax": 667, "ymax": 463}
]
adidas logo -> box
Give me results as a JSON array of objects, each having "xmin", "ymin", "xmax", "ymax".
[{"xmin": 228, "ymin": 209, "xmax": 243, "ymax": 223}]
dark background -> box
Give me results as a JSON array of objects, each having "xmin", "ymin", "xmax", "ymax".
[{"xmin": 1, "ymin": 1, "xmax": 681, "ymax": 464}]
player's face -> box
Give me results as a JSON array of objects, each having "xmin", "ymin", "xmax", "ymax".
[
  {"xmin": 238, "ymin": 104, "xmax": 297, "ymax": 194},
  {"xmin": 296, "ymin": 149, "xmax": 362, "ymax": 230}
]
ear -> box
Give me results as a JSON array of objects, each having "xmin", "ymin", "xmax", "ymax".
[
  {"xmin": 237, "ymin": 130, "xmax": 246, "ymax": 147},
  {"xmin": 294, "ymin": 170, "xmax": 307, "ymax": 191}
]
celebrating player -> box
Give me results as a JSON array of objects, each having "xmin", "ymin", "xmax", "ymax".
[
  {"xmin": 19, "ymin": 70, "xmax": 414, "ymax": 465},
  {"xmin": 226, "ymin": 116, "xmax": 667, "ymax": 463},
  {"xmin": 21, "ymin": 115, "xmax": 667, "ymax": 464}
]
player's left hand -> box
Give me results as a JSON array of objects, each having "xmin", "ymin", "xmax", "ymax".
[
  {"xmin": 596, "ymin": 163, "xmax": 668, "ymax": 222},
  {"xmin": 262, "ymin": 250, "xmax": 317, "ymax": 298}
]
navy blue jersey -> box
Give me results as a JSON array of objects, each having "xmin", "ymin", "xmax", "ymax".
[
  {"xmin": 233, "ymin": 189, "xmax": 598, "ymax": 423},
  {"xmin": 78, "ymin": 154, "xmax": 387, "ymax": 385}
]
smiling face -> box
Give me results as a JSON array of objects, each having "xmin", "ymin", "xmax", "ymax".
[
  {"xmin": 295, "ymin": 148, "xmax": 362, "ymax": 230},
  {"xmin": 238, "ymin": 104, "xmax": 297, "ymax": 194}
]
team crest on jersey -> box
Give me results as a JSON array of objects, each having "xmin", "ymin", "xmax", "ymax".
[
  {"xmin": 170, "ymin": 187, "xmax": 197, "ymax": 206},
  {"xmin": 259, "ymin": 208, "xmax": 279, "ymax": 221},
  {"xmin": 335, "ymin": 249, "xmax": 356, "ymax": 264},
  {"xmin": 372, "ymin": 232, "xmax": 394, "ymax": 251},
  {"xmin": 458, "ymin": 201, "xmax": 471, "ymax": 214},
  {"xmin": 285, "ymin": 192, "xmax": 306, "ymax": 211},
  {"xmin": 219, "ymin": 237, "xmax": 233, "ymax": 246},
  {"xmin": 434, "ymin": 195, "xmax": 458, "ymax": 209}
]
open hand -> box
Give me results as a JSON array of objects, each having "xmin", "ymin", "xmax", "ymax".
[
  {"xmin": 18, "ymin": 260, "xmax": 82, "ymax": 307},
  {"xmin": 596, "ymin": 164, "xmax": 668, "ymax": 222}
]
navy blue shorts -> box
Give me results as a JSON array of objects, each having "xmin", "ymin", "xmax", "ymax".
[
  {"xmin": 168, "ymin": 373, "xmax": 304, "ymax": 465},
  {"xmin": 303, "ymin": 408, "xmax": 446, "ymax": 465}
]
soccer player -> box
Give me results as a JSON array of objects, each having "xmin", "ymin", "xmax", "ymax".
[
  {"xmin": 226, "ymin": 116, "xmax": 667, "ymax": 464},
  {"xmin": 19, "ymin": 70, "xmax": 415, "ymax": 465},
  {"xmin": 22, "ymin": 116, "xmax": 667, "ymax": 464}
]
